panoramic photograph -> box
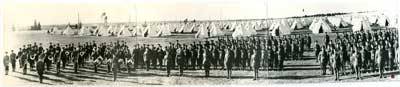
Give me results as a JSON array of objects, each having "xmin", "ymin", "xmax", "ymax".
[{"xmin": 1, "ymin": 0, "xmax": 400, "ymax": 86}]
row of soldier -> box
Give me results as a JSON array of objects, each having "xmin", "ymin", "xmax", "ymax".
[
  {"xmin": 315, "ymin": 30, "xmax": 399, "ymax": 81},
  {"xmin": 3, "ymin": 33, "xmax": 317, "ymax": 82}
]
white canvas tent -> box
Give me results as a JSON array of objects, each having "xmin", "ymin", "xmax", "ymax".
[
  {"xmin": 195, "ymin": 24, "xmax": 209, "ymax": 38},
  {"xmin": 177, "ymin": 23, "xmax": 186, "ymax": 33},
  {"xmin": 308, "ymin": 18, "xmax": 319, "ymax": 29},
  {"xmin": 228, "ymin": 22, "xmax": 237, "ymax": 31},
  {"xmin": 309, "ymin": 19, "xmax": 333, "ymax": 34},
  {"xmin": 117, "ymin": 25, "xmax": 134, "ymax": 37},
  {"xmin": 368, "ymin": 15, "xmax": 379, "ymax": 25},
  {"xmin": 209, "ymin": 23, "xmax": 224, "ymax": 37},
  {"xmin": 156, "ymin": 24, "xmax": 172, "ymax": 37},
  {"xmin": 63, "ymin": 26, "xmax": 75, "ymax": 35},
  {"xmin": 329, "ymin": 17, "xmax": 351, "ymax": 28},
  {"xmin": 232, "ymin": 24, "xmax": 252, "ymax": 38},
  {"xmin": 107, "ymin": 25, "xmax": 116, "ymax": 36},
  {"xmin": 188, "ymin": 24, "xmax": 196, "ymax": 33},
  {"xmin": 378, "ymin": 16, "xmax": 390, "ymax": 27},
  {"xmin": 142, "ymin": 26, "xmax": 158, "ymax": 37},
  {"xmin": 270, "ymin": 21, "xmax": 291, "ymax": 36},
  {"xmin": 78, "ymin": 26, "xmax": 91, "ymax": 36},
  {"xmin": 50, "ymin": 27, "xmax": 60, "ymax": 35},
  {"xmin": 96, "ymin": 26, "xmax": 109, "ymax": 36},
  {"xmin": 268, "ymin": 21, "xmax": 278, "ymax": 30},
  {"xmin": 352, "ymin": 18, "xmax": 372, "ymax": 32},
  {"xmin": 246, "ymin": 23, "xmax": 257, "ymax": 35},
  {"xmin": 290, "ymin": 20, "xmax": 304, "ymax": 30}
]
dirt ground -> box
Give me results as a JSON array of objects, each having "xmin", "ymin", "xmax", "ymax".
[{"xmin": 1, "ymin": 30, "xmax": 400, "ymax": 86}]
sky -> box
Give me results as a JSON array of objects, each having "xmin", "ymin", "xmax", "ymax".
[{"xmin": 1, "ymin": 0, "xmax": 399, "ymax": 28}]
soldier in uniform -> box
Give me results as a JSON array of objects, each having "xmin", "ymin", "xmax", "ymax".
[
  {"xmin": 251, "ymin": 45, "xmax": 261, "ymax": 80},
  {"xmin": 45, "ymin": 50, "xmax": 54, "ymax": 71},
  {"xmin": 203, "ymin": 46, "xmax": 211, "ymax": 77},
  {"xmin": 197, "ymin": 42, "xmax": 203, "ymax": 69},
  {"xmin": 55, "ymin": 49, "xmax": 62, "ymax": 74},
  {"xmin": 314, "ymin": 41, "xmax": 321, "ymax": 61},
  {"xmin": 92, "ymin": 47, "xmax": 102, "ymax": 73},
  {"xmin": 127, "ymin": 49, "xmax": 135, "ymax": 74},
  {"xmin": 190, "ymin": 43, "xmax": 198, "ymax": 70},
  {"xmin": 176, "ymin": 45, "xmax": 184, "ymax": 76},
  {"xmin": 330, "ymin": 49, "xmax": 341, "ymax": 81},
  {"xmin": 10, "ymin": 50, "xmax": 16, "ymax": 72},
  {"xmin": 318, "ymin": 46, "xmax": 328, "ymax": 75},
  {"xmin": 37, "ymin": 52, "xmax": 46, "ymax": 83},
  {"xmin": 224, "ymin": 46, "xmax": 233, "ymax": 79},
  {"xmin": 21, "ymin": 50, "xmax": 28, "ymax": 74},
  {"xmin": 375, "ymin": 43, "xmax": 385, "ymax": 78},
  {"xmin": 112, "ymin": 53, "xmax": 119, "ymax": 81},
  {"xmin": 278, "ymin": 43, "xmax": 285, "ymax": 71},
  {"xmin": 144, "ymin": 47, "xmax": 150, "ymax": 71},
  {"xmin": 3, "ymin": 52, "xmax": 10, "ymax": 75},
  {"xmin": 351, "ymin": 46, "xmax": 362, "ymax": 80},
  {"xmin": 165, "ymin": 46, "xmax": 173, "ymax": 76},
  {"xmin": 387, "ymin": 42, "xmax": 395, "ymax": 71}
]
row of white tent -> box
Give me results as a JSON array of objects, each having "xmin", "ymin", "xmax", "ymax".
[
  {"xmin": 47, "ymin": 13, "xmax": 399, "ymax": 38},
  {"xmin": 266, "ymin": 14, "xmax": 398, "ymax": 36}
]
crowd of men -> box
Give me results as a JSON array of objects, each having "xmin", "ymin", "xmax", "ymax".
[
  {"xmin": 2, "ymin": 29, "xmax": 399, "ymax": 83},
  {"xmin": 315, "ymin": 30, "xmax": 399, "ymax": 81}
]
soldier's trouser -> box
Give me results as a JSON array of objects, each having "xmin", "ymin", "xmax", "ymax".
[
  {"xmin": 158, "ymin": 58, "xmax": 163, "ymax": 69},
  {"xmin": 204, "ymin": 64, "xmax": 210, "ymax": 77},
  {"xmin": 355, "ymin": 65, "xmax": 361, "ymax": 79},
  {"xmin": 74, "ymin": 62, "xmax": 78, "ymax": 73},
  {"xmin": 4, "ymin": 66, "xmax": 9, "ymax": 75},
  {"xmin": 56, "ymin": 62, "xmax": 61, "ymax": 73},
  {"xmin": 145, "ymin": 61, "xmax": 150, "ymax": 71},
  {"xmin": 94, "ymin": 64, "xmax": 98, "ymax": 73},
  {"xmin": 179, "ymin": 65, "xmax": 184, "ymax": 76},
  {"xmin": 247, "ymin": 56, "xmax": 251, "ymax": 69},
  {"xmin": 38, "ymin": 71, "xmax": 43, "ymax": 83},
  {"xmin": 191, "ymin": 57, "xmax": 197, "ymax": 69},
  {"xmin": 62, "ymin": 60, "xmax": 67, "ymax": 69},
  {"xmin": 253, "ymin": 68, "xmax": 258, "ymax": 80},
  {"xmin": 23, "ymin": 64, "xmax": 27, "ymax": 74},
  {"xmin": 11, "ymin": 61, "xmax": 16, "ymax": 71},
  {"xmin": 227, "ymin": 69, "xmax": 232, "ymax": 79},
  {"xmin": 107, "ymin": 64, "xmax": 111, "ymax": 73},
  {"xmin": 279, "ymin": 58, "xmax": 284, "ymax": 70},
  {"xmin": 321, "ymin": 62, "xmax": 327, "ymax": 75},
  {"xmin": 166, "ymin": 65, "xmax": 172, "ymax": 76},
  {"xmin": 127, "ymin": 64, "xmax": 131, "ymax": 73},
  {"xmin": 46, "ymin": 61, "xmax": 52, "ymax": 70},
  {"xmin": 113, "ymin": 67, "xmax": 118, "ymax": 81},
  {"xmin": 379, "ymin": 63, "xmax": 384, "ymax": 78},
  {"xmin": 29, "ymin": 61, "xmax": 35, "ymax": 70},
  {"xmin": 197, "ymin": 57, "xmax": 203, "ymax": 69}
]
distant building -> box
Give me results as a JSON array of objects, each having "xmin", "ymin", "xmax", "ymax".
[{"xmin": 30, "ymin": 19, "xmax": 42, "ymax": 30}]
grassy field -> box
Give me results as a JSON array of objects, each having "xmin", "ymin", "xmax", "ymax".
[{"xmin": 1, "ymin": 28, "xmax": 400, "ymax": 85}]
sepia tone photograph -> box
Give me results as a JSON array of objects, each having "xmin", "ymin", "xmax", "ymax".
[{"xmin": 1, "ymin": 0, "xmax": 400, "ymax": 86}]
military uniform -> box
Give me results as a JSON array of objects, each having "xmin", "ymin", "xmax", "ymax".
[
  {"xmin": 3, "ymin": 52, "xmax": 10, "ymax": 75},
  {"xmin": 37, "ymin": 53, "xmax": 46, "ymax": 83}
]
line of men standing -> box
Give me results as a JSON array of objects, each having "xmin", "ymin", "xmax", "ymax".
[
  {"xmin": 3, "ymin": 34, "xmax": 314, "ymax": 82},
  {"xmin": 315, "ymin": 30, "xmax": 399, "ymax": 81}
]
